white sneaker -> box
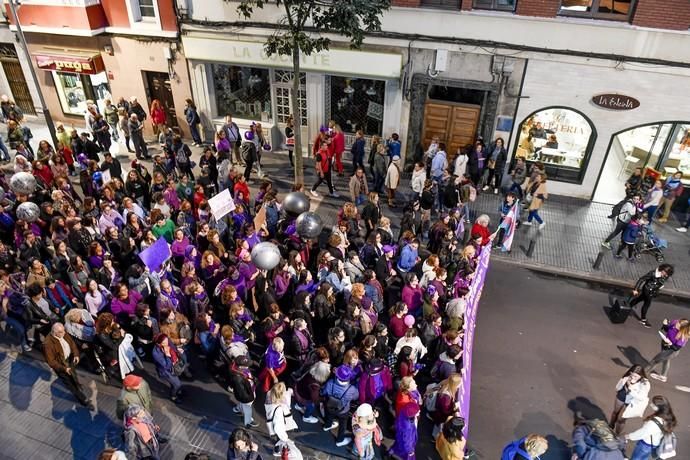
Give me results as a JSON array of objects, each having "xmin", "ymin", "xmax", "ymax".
[
  {"xmin": 494, "ymin": 188, "xmax": 498, "ymax": 194},
  {"xmin": 677, "ymin": 227, "xmax": 688, "ymax": 233},
  {"xmin": 335, "ymin": 437, "xmax": 352, "ymax": 447},
  {"xmin": 330, "ymin": 192, "xmax": 340, "ymax": 198},
  {"xmin": 323, "ymin": 421, "xmax": 339, "ymax": 431},
  {"xmin": 538, "ymin": 222, "xmax": 546, "ymax": 230},
  {"xmin": 522, "ymin": 221, "xmax": 532, "ymax": 226},
  {"xmin": 650, "ymin": 372, "xmax": 667, "ymax": 382},
  {"xmin": 482, "ymin": 185, "xmax": 489, "ymax": 191},
  {"xmin": 302, "ymin": 416, "xmax": 319, "ymax": 424},
  {"xmin": 294, "ymin": 404, "xmax": 305, "ymax": 415},
  {"xmin": 310, "ymin": 190, "xmax": 319, "ymax": 198}
]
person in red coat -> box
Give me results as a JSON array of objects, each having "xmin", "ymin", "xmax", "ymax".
[
  {"xmin": 470, "ymin": 214, "xmax": 494, "ymax": 247},
  {"xmin": 310, "ymin": 140, "xmax": 337, "ymax": 198},
  {"xmin": 332, "ymin": 124, "xmax": 345, "ymax": 176},
  {"xmin": 33, "ymin": 160, "xmax": 54, "ymax": 188}
]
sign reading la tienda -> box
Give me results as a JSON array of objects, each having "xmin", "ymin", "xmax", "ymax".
[{"xmin": 592, "ymin": 93, "xmax": 640, "ymax": 110}]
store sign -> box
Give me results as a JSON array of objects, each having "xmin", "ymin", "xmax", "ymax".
[
  {"xmin": 34, "ymin": 53, "xmax": 105, "ymax": 75},
  {"xmin": 592, "ymin": 93, "xmax": 640, "ymax": 111},
  {"xmin": 183, "ymin": 37, "xmax": 402, "ymax": 79}
]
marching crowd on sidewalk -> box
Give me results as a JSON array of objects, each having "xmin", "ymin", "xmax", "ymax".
[{"xmin": 0, "ymin": 91, "xmax": 684, "ymax": 460}]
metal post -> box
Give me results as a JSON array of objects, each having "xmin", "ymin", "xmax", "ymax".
[{"xmin": 8, "ymin": 0, "xmax": 59, "ymax": 149}]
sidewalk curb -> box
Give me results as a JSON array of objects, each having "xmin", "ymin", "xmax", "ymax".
[{"xmin": 492, "ymin": 256, "xmax": 690, "ymax": 303}]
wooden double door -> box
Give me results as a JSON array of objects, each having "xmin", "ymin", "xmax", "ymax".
[
  {"xmin": 422, "ymin": 101, "xmax": 480, "ymax": 160},
  {"xmin": 144, "ymin": 71, "xmax": 179, "ymax": 132}
]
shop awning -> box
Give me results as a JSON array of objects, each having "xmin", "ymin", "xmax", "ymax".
[
  {"xmin": 182, "ymin": 36, "xmax": 402, "ymax": 80},
  {"xmin": 32, "ymin": 49, "xmax": 105, "ymax": 75}
]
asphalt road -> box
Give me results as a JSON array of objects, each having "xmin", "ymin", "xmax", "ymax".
[{"xmin": 469, "ymin": 261, "xmax": 690, "ymax": 459}]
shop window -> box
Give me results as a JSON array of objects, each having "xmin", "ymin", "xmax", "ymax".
[
  {"xmin": 420, "ymin": 0, "xmax": 461, "ymax": 9},
  {"xmin": 560, "ymin": 0, "xmax": 635, "ymax": 20},
  {"xmin": 473, "ymin": 0, "xmax": 516, "ymax": 11},
  {"xmin": 329, "ymin": 76, "xmax": 385, "ymax": 136},
  {"xmin": 53, "ymin": 71, "xmax": 111, "ymax": 117},
  {"xmin": 659, "ymin": 124, "xmax": 690, "ymax": 184},
  {"xmin": 211, "ymin": 64, "xmax": 272, "ymax": 122},
  {"xmin": 515, "ymin": 107, "xmax": 595, "ymax": 184}
]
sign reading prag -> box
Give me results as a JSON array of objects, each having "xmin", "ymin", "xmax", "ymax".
[
  {"xmin": 591, "ymin": 93, "xmax": 640, "ymax": 111},
  {"xmin": 34, "ymin": 53, "xmax": 105, "ymax": 75}
]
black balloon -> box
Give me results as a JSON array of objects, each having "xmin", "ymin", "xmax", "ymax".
[
  {"xmin": 296, "ymin": 212, "xmax": 323, "ymax": 239},
  {"xmin": 282, "ymin": 192, "xmax": 310, "ymax": 216},
  {"xmin": 250, "ymin": 242, "xmax": 282, "ymax": 270}
]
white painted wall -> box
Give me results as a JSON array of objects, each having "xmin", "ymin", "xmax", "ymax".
[{"xmin": 510, "ymin": 58, "xmax": 690, "ymax": 199}]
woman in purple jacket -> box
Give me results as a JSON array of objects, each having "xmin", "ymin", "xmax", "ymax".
[{"xmin": 646, "ymin": 318, "xmax": 690, "ymax": 382}]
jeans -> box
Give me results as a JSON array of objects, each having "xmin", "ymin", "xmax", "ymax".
[
  {"xmin": 355, "ymin": 194, "xmax": 365, "ymax": 206},
  {"xmin": 288, "ymin": 148, "xmax": 294, "ymax": 166},
  {"xmin": 4, "ymin": 316, "xmax": 27, "ymax": 348},
  {"xmin": 509, "ymin": 182, "xmax": 523, "ymax": 200},
  {"xmin": 646, "ymin": 347, "xmax": 679, "ymax": 377},
  {"xmin": 527, "ymin": 210, "xmax": 543, "ymax": 224},
  {"xmin": 303, "ymin": 401, "xmax": 316, "ymax": 418},
  {"xmin": 239, "ymin": 401, "xmax": 253, "ymax": 425},
  {"xmin": 132, "ymin": 134, "xmax": 148, "ymax": 159},
  {"xmin": 352, "ymin": 154, "xmax": 365, "ymax": 174},
  {"xmin": 189, "ymin": 123, "xmax": 202, "ymax": 144},
  {"xmin": 629, "ymin": 292, "xmax": 653, "ymax": 320},
  {"xmin": 161, "ymin": 372, "xmax": 182, "ymax": 398},
  {"xmin": 374, "ymin": 173, "xmax": 385, "ymax": 193},
  {"xmin": 645, "ymin": 205, "xmax": 658, "ymax": 221},
  {"xmin": 630, "ymin": 440, "xmax": 655, "ymax": 460}
]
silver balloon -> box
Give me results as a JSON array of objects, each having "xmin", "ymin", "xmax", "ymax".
[
  {"xmin": 9, "ymin": 172, "xmax": 37, "ymax": 196},
  {"xmin": 296, "ymin": 212, "xmax": 323, "ymax": 239},
  {"xmin": 16, "ymin": 201, "xmax": 40, "ymax": 222},
  {"xmin": 251, "ymin": 242, "xmax": 282, "ymax": 271},
  {"xmin": 282, "ymin": 192, "xmax": 310, "ymax": 216}
]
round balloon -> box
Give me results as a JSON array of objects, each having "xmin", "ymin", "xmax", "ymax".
[
  {"xmin": 404, "ymin": 314, "xmax": 415, "ymax": 328},
  {"xmin": 263, "ymin": 143, "xmax": 271, "ymax": 151},
  {"xmin": 9, "ymin": 172, "xmax": 37, "ymax": 196},
  {"xmin": 282, "ymin": 192, "xmax": 310, "ymax": 216},
  {"xmin": 251, "ymin": 242, "xmax": 282, "ymax": 271},
  {"xmin": 16, "ymin": 201, "xmax": 40, "ymax": 222},
  {"xmin": 296, "ymin": 211, "xmax": 323, "ymax": 239}
]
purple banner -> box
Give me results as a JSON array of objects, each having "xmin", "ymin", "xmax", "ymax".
[
  {"xmin": 456, "ymin": 245, "xmax": 492, "ymax": 439},
  {"xmin": 138, "ymin": 236, "xmax": 171, "ymax": 272}
]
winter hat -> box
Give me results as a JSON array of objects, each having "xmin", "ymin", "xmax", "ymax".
[
  {"xmin": 367, "ymin": 358, "xmax": 385, "ymax": 374},
  {"xmin": 355, "ymin": 403, "xmax": 374, "ymax": 418},
  {"xmin": 382, "ymin": 245, "xmax": 396, "ymax": 255},
  {"xmin": 122, "ymin": 374, "xmax": 142, "ymax": 389},
  {"xmin": 335, "ymin": 365, "xmax": 354, "ymax": 382}
]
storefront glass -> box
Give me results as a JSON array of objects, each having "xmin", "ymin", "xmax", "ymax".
[
  {"xmin": 515, "ymin": 107, "xmax": 595, "ymax": 183},
  {"xmin": 329, "ymin": 76, "xmax": 385, "ymax": 135},
  {"xmin": 53, "ymin": 71, "xmax": 111, "ymax": 116},
  {"xmin": 211, "ymin": 64, "xmax": 271, "ymax": 121}
]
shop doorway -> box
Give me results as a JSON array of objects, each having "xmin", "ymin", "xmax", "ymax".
[
  {"xmin": 422, "ymin": 101, "xmax": 480, "ymax": 162},
  {"xmin": 593, "ymin": 122, "xmax": 690, "ymax": 205},
  {"xmin": 0, "ymin": 44, "xmax": 35, "ymax": 115},
  {"xmin": 143, "ymin": 71, "xmax": 178, "ymax": 133}
]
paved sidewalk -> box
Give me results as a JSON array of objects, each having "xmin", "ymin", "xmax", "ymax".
[{"xmin": 0, "ymin": 345, "xmax": 344, "ymax": 460}]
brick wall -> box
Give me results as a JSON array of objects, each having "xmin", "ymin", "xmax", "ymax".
[
  {"xmin": 632, "ymin": 0, "xmax": 690, "ymax": 30},
  {"xmin": 392, "ymin": 0, "xmax": 422, "ymax": 6},
  {"xmin": 516, "ymin": 0, "xmax": 559, "ymax": 17}
]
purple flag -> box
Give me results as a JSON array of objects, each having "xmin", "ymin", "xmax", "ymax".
[
  {"xmin": 138, "ymin": 236, "xmax": 171, "ymax": 272},
  {"xmin": 456, "ymin": 244, "xmax": 491, "ymax": 439}
]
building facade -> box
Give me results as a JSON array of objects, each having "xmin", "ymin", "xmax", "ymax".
[
  {"xmin": 8, "ymin": 0, "xmax": 193, "ymax": 138},
  {"xmin": 178, "ymin": 0, "xmax": 690, "ymax": 206}
]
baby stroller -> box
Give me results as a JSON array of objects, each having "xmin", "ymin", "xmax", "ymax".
[{"xmin": 633, "ymin": 223, "xmax": 667, "ymax": 262}]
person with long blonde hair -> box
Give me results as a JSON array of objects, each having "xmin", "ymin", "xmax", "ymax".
[
  {"xmin": 431, "ymin": 373, "xmax": 462, "ymax": 437},
  {"xmin": 149, "ymin": 99, "xmax": 166, "ymax": 136},
  {"xmin": 264, "ymin": 382, "xmax": 298, "ymax": 453},
  {"xmin": 646, "ymin": 318, "xmax": 690, "ymax": 382}
]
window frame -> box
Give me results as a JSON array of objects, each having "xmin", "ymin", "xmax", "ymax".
[
  {"xmin": 210, "ymin": 64, "xmax": 273, "ymax": 122},
  {"xmin": 512, "ymin": 106, "xmax": 597, "ymax": 185},
  {"xmin": 124, "ymin": 0, "xmax": 162, "ymax": 29},
  {"xmin": 559, "ymin": 0, "xmax": 636, "ymax": 21},
  {"xmin": 472, "ymin": 0, "xmax": 517, "ymax": 12}
]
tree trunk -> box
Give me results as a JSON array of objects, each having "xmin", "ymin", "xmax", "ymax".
[{"xmin": 291, "ymin": 45, "xmax": 304, "ymax": 185}]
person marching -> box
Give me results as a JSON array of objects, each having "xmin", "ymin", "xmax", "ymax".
[{"xmin": 630, "ymin": 264, "xmax": 674, "ymax": 328}]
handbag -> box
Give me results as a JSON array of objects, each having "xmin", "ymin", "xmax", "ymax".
[{"xmin": 172, "ymin": 359, "xmax": 187, "ymax": 376}]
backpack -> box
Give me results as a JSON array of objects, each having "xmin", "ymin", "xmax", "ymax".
[
  {"xmin": 324, "ymin": 382, "xmax": 351, "ymax": 414},
  {"xmin": 423, "ymin": 382, "xmax": 441, "ymax": 412},
  {"xmin": 175, "ymin": 144, "xmax": 188, "ymax": 165},
  {"xmin": 501, "ymin": 438, "xmax": 531, "ymax": 460},
  {"xmin": 652, "ymin": 419, "xmax": 677, "ymax": 459},
  {"xmin": 240, "ymin": 142, "xmax": 257, "ymax": 163}
]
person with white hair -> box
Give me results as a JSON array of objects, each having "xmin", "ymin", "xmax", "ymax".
[
  {"xmin": 123, "ymin": 404, "xmax": 162, "ymax": 459},
  {"xmin": 43, "ymin": 322, "xmax": 93, "ymax": 409},
  {"xmin": 294, "ymin": 360, "xmax": 331, "ymax": 423}
]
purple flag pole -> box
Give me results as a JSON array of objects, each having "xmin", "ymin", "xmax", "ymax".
[{"xmin": 456, "ymin": 244, "xmax": 492, "ymax": 439}]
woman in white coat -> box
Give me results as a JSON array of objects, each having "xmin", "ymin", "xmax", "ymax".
[
  {"xmin": 624, "ymin": 395, "xmax": 677, "ymax": 460},
  {"xmin": 265, "ymin": 382, "xmax": 299, "ymax": 454},
  {"xmin": 609, "ymin": 365, "xmax": 650, "ymax": 435}
]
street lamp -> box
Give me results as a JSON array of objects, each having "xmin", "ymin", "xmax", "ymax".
[{"xmin": 8, "ymin": 0, "xmax": 59, "ymax": 149}]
